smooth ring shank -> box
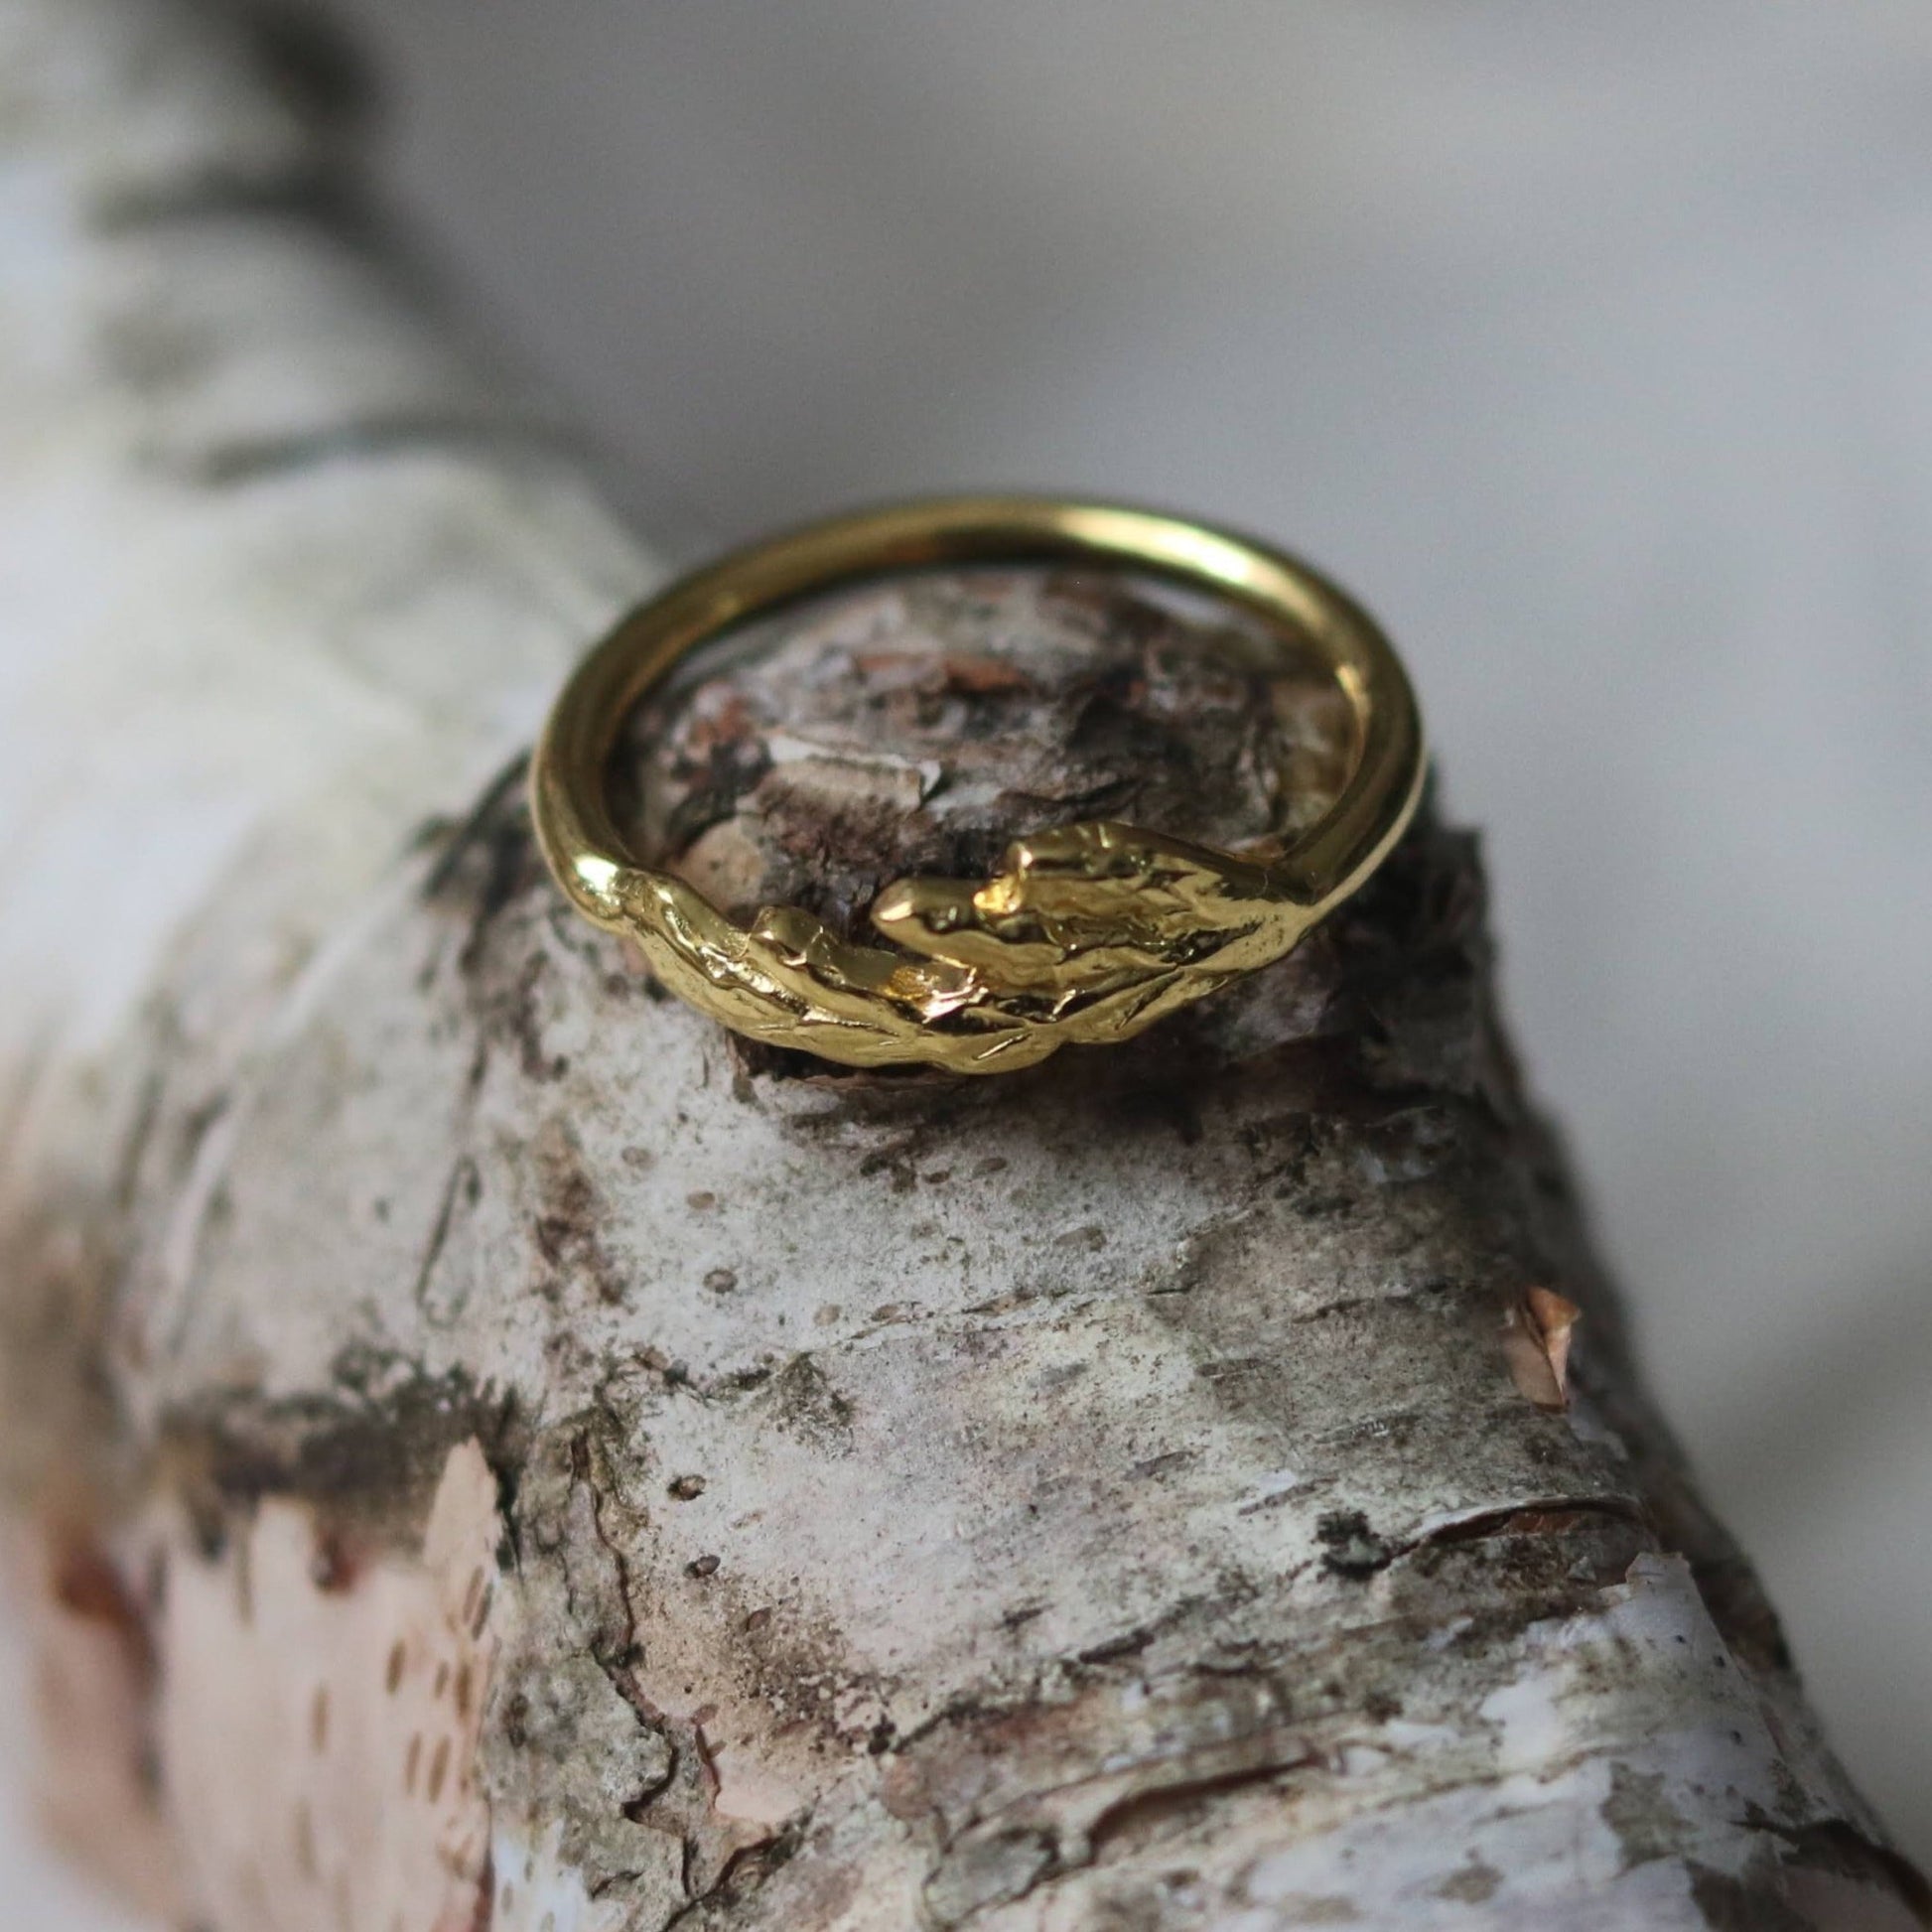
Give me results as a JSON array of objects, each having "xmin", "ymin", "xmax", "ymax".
[{"xmin": 530, "ymin": 496, "xmax": 1427, "ymax": 1072}]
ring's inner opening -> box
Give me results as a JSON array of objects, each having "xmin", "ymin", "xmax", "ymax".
[{"xmin": 606, "ymin": 563, "xmax": 1356, "ymax": 941}]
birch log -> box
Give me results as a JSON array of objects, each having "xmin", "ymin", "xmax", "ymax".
[{"xmin": 0, "ymin": 1, "xmax": 1925, "ymax": 1928}]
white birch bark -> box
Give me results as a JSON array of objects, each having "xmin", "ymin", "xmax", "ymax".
[{"xmin": 0, "ymin": 2, "xmax": 1925, "ymax": 1929}]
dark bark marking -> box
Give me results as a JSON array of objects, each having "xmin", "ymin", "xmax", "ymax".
[
  {"xmin": 413, "ymin": 1155, "xmax": 478, "ymax": 1323},
  {"xmin": 181, "ymin": 414, "xmax": 581, "ymax": 491}
]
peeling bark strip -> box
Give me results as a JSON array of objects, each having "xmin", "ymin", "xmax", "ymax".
[{"xmin": 0, "ymin": 1, "xmax": 1924, "ymax": 1929}]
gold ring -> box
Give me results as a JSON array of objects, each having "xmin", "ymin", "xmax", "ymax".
[{"xmin": 530, "ymin": 495, "xmax": 1426, "ymax": 1073}]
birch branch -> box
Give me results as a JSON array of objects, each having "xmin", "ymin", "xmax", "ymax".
[{"xmin": 0, "ymin": 2, "xmax": 1924, "ymax": 1929}]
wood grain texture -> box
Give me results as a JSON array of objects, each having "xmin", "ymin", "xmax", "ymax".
[{"xmin": 0, "ymin": 1, "xmax": 1923, "ymax": 1927}]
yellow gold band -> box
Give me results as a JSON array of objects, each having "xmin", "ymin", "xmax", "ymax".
[{"xmin": 530, "ymin": 496, "xmax": 1426, "ymax": 1072}]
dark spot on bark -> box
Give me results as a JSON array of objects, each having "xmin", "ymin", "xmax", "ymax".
[
  {"xmin": 49, "ymin": 1535, "xmax": 155, "ymax": 1683},
  {"xmin": 687, "ymin": 1554, "xmax": 721, "ymax": 1579},
  {"xmin": 1076, "ymin": 1627, "xmax": 1154, "ymax": 1666},
  {"xmin": 530, "ymin": 1121, "xmax": 627, "ymax": 1305},
  {"xmin": 1602, "ymin": 1763, "xmax": 1694, "ymax": 1872},
  {"xmin": 422, "ymin": 758, "xmax": 529, "ymax": 910},
  {"xmin": 1434, "ymin": 1859, "xmax": 1500, "ymax": 1903},
  {"xmin": 308, "ymin": 1526, "xmax": 357, "ymax": 1591},
  {"xmin": 1316, "ymin": 1510, "xmax": 1395, "ymax": 1579},
  {"xmin": 1688, "ymin": 1551, "xmax": 1795, "ymax": 1677},
  {"xmin": 420, "ymin": 766, "xmax": 592, "ymax": 1085},
  {"xmin": 767, "ymin": 1354, "xmax": 856, "ymax": 1448},
  {"xmin": 1110, "ymin": 1078, "xmax": 1206, "ymax": 1147},
  {"xmin": 1687, "ymin": 1864, "xmax": 1815, "ymax": 1931},
  {"xmin": 173, "ymin": 1089, "xmax": 230, "ymax": 1182},
  {"xmin": 240, "ymin": 0, "xmax": 381, "ymax": 134},
  {"xmin": 859, "ymin": 1146, "xmax": 921, "ymax": 1192},
  {"xmin": 500, "ymin": 1692, "xmax": 528, "ymax": 1749},
  {"xmin": 160, "ymin": 1363, "xmax": 523, "ymax": 1549},
  {"xmin": 415, "ymin": 1155, "xmax": 480, "ymax": 1324}
]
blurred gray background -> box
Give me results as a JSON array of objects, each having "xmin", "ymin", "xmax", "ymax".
[{"xmin": 11, "ymin": 1, "xmax": 1931, "ymax": 1920}]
